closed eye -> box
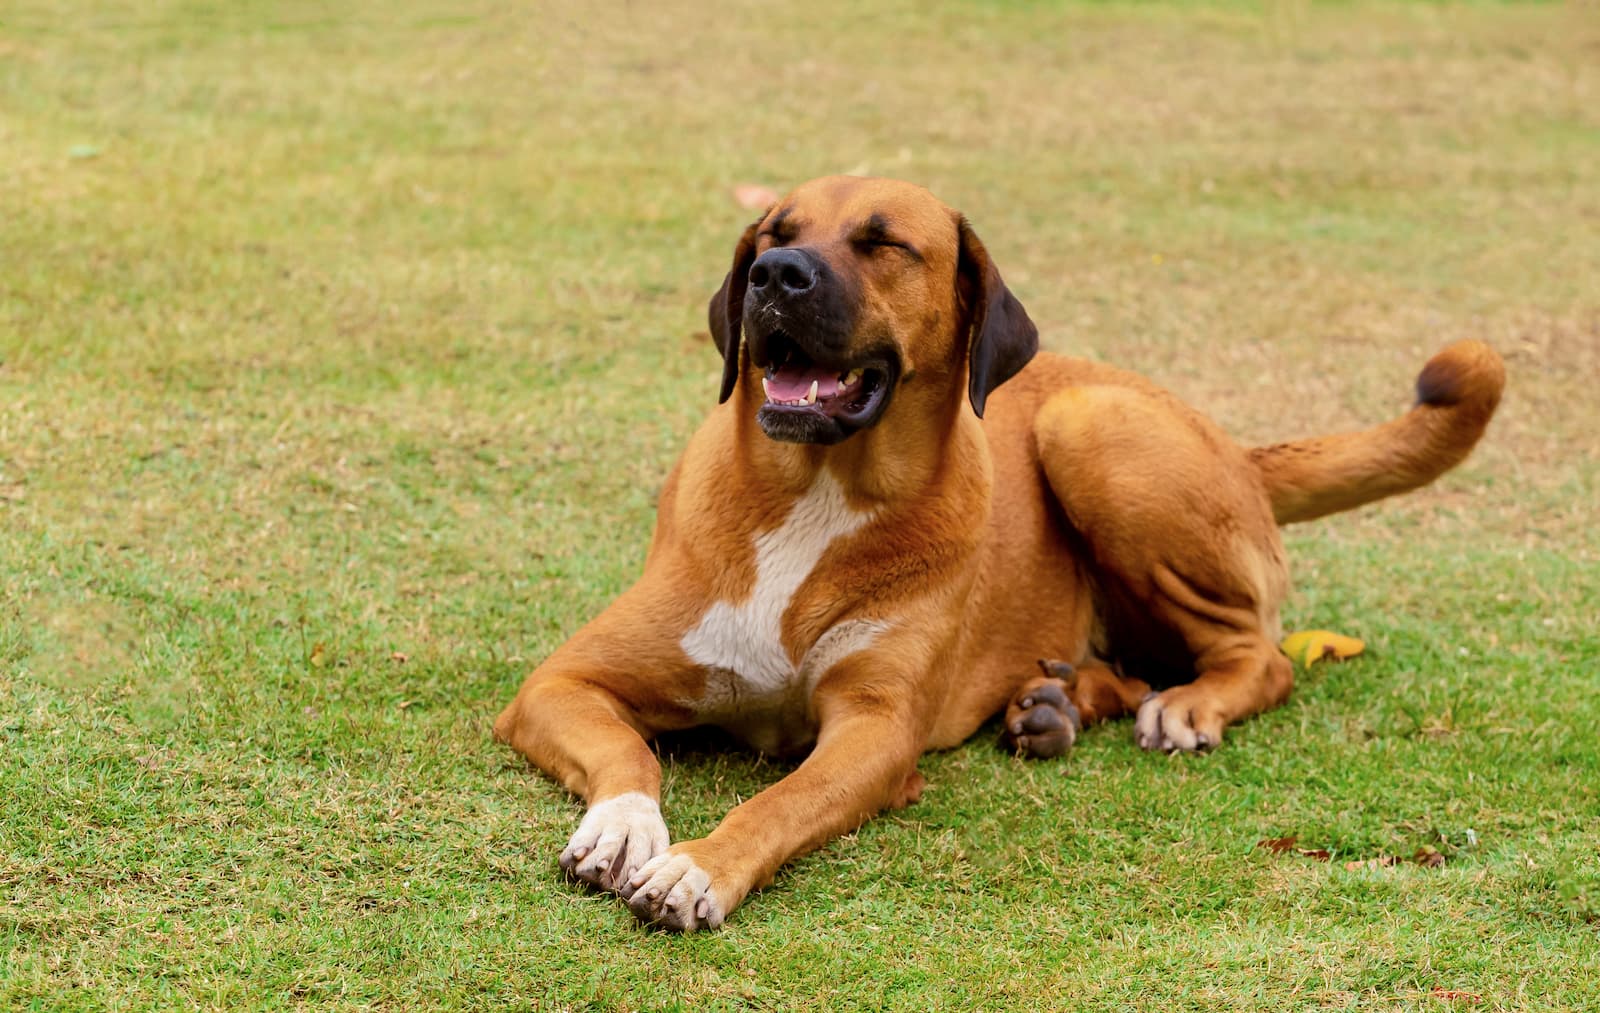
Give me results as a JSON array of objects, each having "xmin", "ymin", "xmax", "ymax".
[
  {"xmin": 854, "ymin": 234, "xmax": 922, "ymax": 261},
  {"xmin": 852, "ymin": 213, "xmax": 922, "ymax": 260},
  {"xmin": 758, "ymin": 207, "xmax": 798, "ymax": 247}
]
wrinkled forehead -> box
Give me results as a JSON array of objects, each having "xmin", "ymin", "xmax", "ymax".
[{"xmin": 768, "ymin": 176, "xmax": 959, "ymax": 254}]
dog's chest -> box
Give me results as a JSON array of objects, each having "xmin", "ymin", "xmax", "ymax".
[{"xmin": 679, "ymin": 475, "xmax": 885, "ymax": 754}]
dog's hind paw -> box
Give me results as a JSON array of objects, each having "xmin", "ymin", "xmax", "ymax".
[
  {"xmin": 560, "ymin": 792, "xmax": 670, "ymax": 893},
  {"xmin": 1002, "ymin": 660, "xmax": 1082, "ymax": 759},
  {"xmin": 1134, "ymin": 687, "xmax": 1223, "ymax": 753}
]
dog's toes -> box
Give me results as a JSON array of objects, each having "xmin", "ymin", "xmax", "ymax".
[
  {"xmin": 1003, "ymin": 669, "xmax": 1082, "ymax": 759},
  {"xmin": 625, "ymin": 847, "xmax": 727, "ymax": 932},
  {"xmin": 560, "ymin": 793, "xmax": 670, "ymax": 893},
  {"xmin": 1135, "ymin": 690, "xmax": 1224, "ymax": 754}
]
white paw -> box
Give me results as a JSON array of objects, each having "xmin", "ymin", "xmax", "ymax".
[
  {"xmin": 1134, "ymin": 690, "xmax": 1220, "ymax": 753},
  {"xmin": 620, "ymin": 850, "xmax": 726, "ymax": 931},
  {"xmin": 558, "ymin": 792, "xmax": 670, "ymax": 892}
]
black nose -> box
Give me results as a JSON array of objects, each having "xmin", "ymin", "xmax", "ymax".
[{"xmin": 747, "ymin": 249, "xmax": 818, "ymax": 299}]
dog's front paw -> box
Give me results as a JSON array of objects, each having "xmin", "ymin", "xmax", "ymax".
[
  {"xmin": 559, "ymin": 792, "xmax": 670, "ymax": 893},
  {"xmin": 621, "ymin": 843, "xmax": 734, "ymax": 932},
  {"xmin": 1134, "ymin": 687, "xmax": 1224, "ymax": 753}
]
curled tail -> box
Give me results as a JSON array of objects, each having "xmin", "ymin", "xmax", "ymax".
[{"xmin": 1251, "ymin": 340, "xmax": 1506, "ymax": 525}]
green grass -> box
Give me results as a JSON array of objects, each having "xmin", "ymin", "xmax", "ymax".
[{"xmin": 3, "ymin": 0, "xmax": 1598, "ymax": 1008}]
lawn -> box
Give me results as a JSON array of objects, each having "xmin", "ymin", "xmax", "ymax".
[{"xmin": 3, "ymin": 0, "xmax": 1598, "ymax": 1008}]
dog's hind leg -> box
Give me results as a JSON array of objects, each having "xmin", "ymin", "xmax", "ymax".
[
  {"xmin": 1033, "ymin": 385, "xmax": 1292, "ymax": 752},
  {"xmin": 1132, "ymin": 630, "xmax": 1293, "ymax": 752}
]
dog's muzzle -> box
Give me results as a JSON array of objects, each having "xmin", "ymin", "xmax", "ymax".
[{"xmin": 743, "ymin": 249, "xmax": 898, "ymax": 446}]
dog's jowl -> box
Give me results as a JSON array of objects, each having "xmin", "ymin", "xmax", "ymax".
[{"xmin": 494, "ymin": 176, "xmax": 1505, "ymax": 931}]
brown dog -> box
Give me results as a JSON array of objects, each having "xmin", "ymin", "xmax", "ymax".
[{"xmin": 494, "ymin": 176, "xmax": 1504, "ymax": 930}]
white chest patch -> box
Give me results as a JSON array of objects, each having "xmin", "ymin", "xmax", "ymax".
[{"xmin": 679, "ymin": 473, "xmax": 885, "ymax": 752}]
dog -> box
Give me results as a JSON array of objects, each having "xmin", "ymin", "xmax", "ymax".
[{"xmin": 494, "ymin": 176, "xmax": 1504, "ymax": 931}]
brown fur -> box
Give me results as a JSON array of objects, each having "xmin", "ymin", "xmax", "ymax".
[{"xmin": 493, "ymin": 176, "xmax": 1505, "ymax": 930}]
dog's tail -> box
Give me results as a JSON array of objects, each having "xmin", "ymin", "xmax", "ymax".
[{"xmin": 1250, "ymin": 340, "xmax": 1505, "ymax": 526}]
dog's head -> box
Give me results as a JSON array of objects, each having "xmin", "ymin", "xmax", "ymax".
[{"xmin": 707, "ymin": 176, "xmax": 1038, "ymax": 445}]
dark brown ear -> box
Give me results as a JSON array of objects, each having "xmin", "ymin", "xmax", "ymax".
[
  {"xmin": 707, "ymin": 217, "xmax": 765, "ymax": 404},
  {"xmin": 957, "ymin": 216, "xmax": 1038, "ymax": 418}
]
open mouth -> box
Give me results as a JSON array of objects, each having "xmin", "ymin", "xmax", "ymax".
[{"xmin": 753, "ymin": 330, "xmax": 897, "ymax": 445}]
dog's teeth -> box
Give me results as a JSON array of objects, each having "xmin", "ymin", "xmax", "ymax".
[
  {"xmin": 806, "ymin": 380, "xmax": 818, "ymax": 405},
  {"xmin": 761, "ymin": 377, "xmax": 772, "ymax": 400},
  {"xmin": 842, "ymin": 368, "xmax": 862, "ymax": 386}
]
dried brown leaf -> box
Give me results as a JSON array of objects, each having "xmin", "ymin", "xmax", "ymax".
[
  {"xmin": 1429, "ymin": 987, "xmax": 1482, "ymax": 1002},
  {"xmin": 1257, "ymin": 837, "xmax": 1330, "ymax": 861},
  {"xmin": 1415, "ymin": 846, "xmax": 1446, "ymax": 868}
]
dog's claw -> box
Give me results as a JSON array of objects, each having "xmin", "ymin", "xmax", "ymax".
[
  {"xmin": 560, "ymin": 793, "xmax": 670, "ymax": 893},
  {"xmin": 627, "ymin": 849, "xmax": 726, "ymax": 932},
  {"xmin": 1135, "ymin": 689, "xmax": 1224, "ymax": 754}
]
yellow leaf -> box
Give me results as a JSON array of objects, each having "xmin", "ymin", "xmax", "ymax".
[{"xmin": 1281, "ymin": 629, "xmax": 1365, "ymax": 667}]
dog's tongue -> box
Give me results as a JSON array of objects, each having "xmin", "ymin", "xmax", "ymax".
[{"xmin": 766, "ymin": 365, "xmax": 842, "ymax": 402}]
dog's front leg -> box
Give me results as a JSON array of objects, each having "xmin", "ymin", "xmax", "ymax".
[
  {"xmin": 622, "ymin": 654, "xmax": 930, "ymax": 931},
  {"xmin": 494, "ymin": 613, "xmax": 696, "ymax": 894}
]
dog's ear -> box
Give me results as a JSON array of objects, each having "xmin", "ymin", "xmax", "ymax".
[
  {"xmin": 957, "ymin": 216, "xmax": 1038, "ymax": 418},
  {"xmin": 707, "ymin": 216, "xmax": 765, "ymax": 404}
]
